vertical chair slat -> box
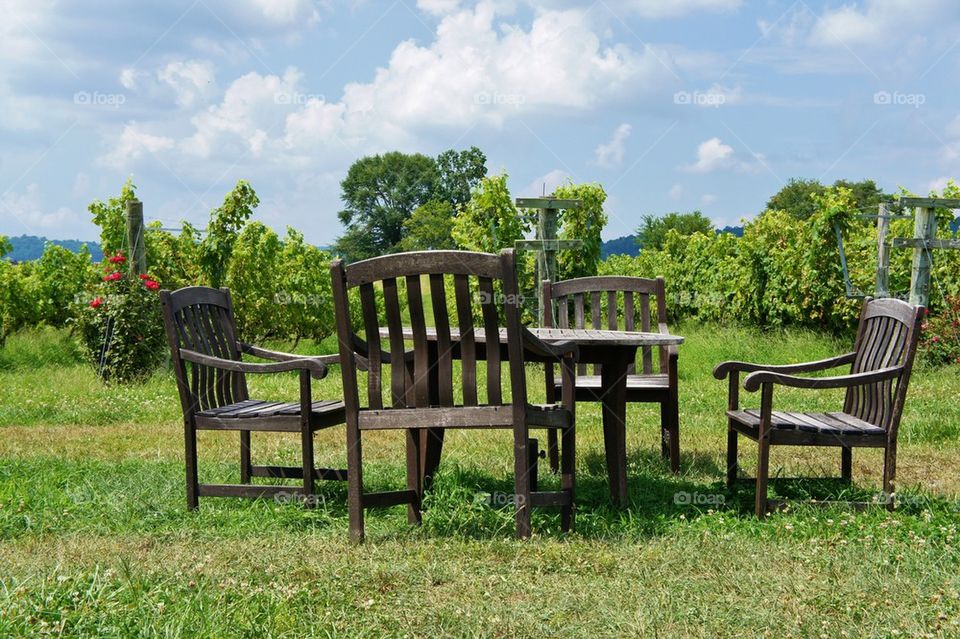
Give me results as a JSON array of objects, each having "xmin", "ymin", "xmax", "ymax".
[
  {"xmin": 623, "ymin": 292, "xmax": 636, "ymax": 374},
  {"xmin": 479, "ymin": 276, "xmax": 502, "ymax": 405},
  {"xmin": 406, "ymin": 275, "xmax": 431, "ymax": 408},
  {"xmin": 382, "ymin": 278, "xmax": 408, "ymax": 408},
  {"xmin": 360, "ymin": 283, "xmax": 383, "ymax": 410},
  {"xmin": 640, "ymin": 293, "xmax": 652, "ymax": 375},
  {"xmin": 454, "ymin": 274, "xmax": 478, "ymax": 406},
  {"xmin": 607, "ymin": 291, "xmax": 618, "ymax": 330},
  {"xmin": 430, "ymin": 274, "xmax": 454, "ymax": 406},
  {"xmin": 558, "ymin": 296, "xmax": 570, "ymax": 329}
]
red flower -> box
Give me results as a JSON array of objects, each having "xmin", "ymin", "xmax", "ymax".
[
  {"xmin": 139, "ymin": 274, "xmax": 151, "ymax": 280},
  {"xmin": 144, "ymin": 280, "xmax": 160, "ymax": 291},
  {"xmin": 90, "ymin": 297, "xmax": 104, "ymax": 309},
  {"xmin": 932, "ymin": 336, "xmax": 941, "ymax": 343},
  {"xmin": 924, "ymin": 308, "xmax": 930, "ymax": 315},
  {"xmin": 103, "ymin": 272, "xmax": 122, "ymax": 282},
  {"xmin": 109, "ymin": 253, "xmax": 127, "ymax": 265}
]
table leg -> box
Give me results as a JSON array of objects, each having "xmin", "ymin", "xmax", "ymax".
[{"xmin": 600, "ymin": 351, "xmax": 630, "ymax": 507}]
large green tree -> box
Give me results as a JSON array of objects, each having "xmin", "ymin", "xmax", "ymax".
[
  {"xmin": 636, "ymin": 211, "xmax": 713, "ymax": 250},
  {"xmin": 398, "ymin": 201, "xmax": 457, "ymax": 251},
  {"xmin": 334, "ymin": 152, "xmax": 440, "ymax": 260},
  {"xmin": 767, "ymin": 178, "xmax": 888, "ymax": 220},
  {"xmin": 435, "ymin": 146, "xmax": 487, "ymax": 211}
]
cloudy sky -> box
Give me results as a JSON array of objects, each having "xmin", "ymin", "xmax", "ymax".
[{"xmin": 1, "ymin": 0, "xmax": 959, "ymax": 245}]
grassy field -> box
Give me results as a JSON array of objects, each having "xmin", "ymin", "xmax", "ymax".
[{"xmin": 1, "ymin": 324, "xmax": 960, "ymax": 637}]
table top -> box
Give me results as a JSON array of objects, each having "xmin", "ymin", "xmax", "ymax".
[{"xmin": 378, "ymin": 326, "xmax": 684, "ymax": 347}]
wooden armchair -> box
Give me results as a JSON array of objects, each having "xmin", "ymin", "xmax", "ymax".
[
  {"xmin": 160, "ymin": 286, "xmax": 346, "ymax": 509},
  {"xmin": 543, "ymin": 276, "xmax": 680, "ymax": 472},
  {"xmin": 713, "ymin": 298, "xmax": 923, "ymax": 517},
  {"xmin": 330, "ymin": 249, "xmax": 578, "ymax": 541}
]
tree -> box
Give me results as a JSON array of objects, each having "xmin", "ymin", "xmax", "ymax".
[
  {"xmin": 88, "ymin": 177, "xmax": 138, "ymax": 257},
  {"xmin": 435, "ymin": 147, "xmax": 487, "ymax": 211},
  {"xmin": 553, "ymin": 181, "xmax": 608, "ymax": 280},
  {"xmin": 767, "ymin": 177, "xmax": 889, "ymax": 220},
  {"xmin": 452, "ymin": 173, "xmax": 529, "ymax": 253},
  {"xmin": 636, "ymin": 211, "xmax": 713, "ymax": 250},
  {"xmin": 334, "ymin": 152, "xmax": 439, "ymax": 260},
  {"xmin": 398, "ymin": 201, "xmax": 457, "ymax": 251}
]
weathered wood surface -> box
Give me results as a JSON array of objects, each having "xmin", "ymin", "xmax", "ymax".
[{"xmin": 376, "ymin": 326, "xmax": 683, "ymax": 347}]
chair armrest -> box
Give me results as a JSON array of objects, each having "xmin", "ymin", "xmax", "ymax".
[
  {"xmin": 521, "ymin": 328, "xmax": 580, "ymax": 362},
  {"xmin": 180, "ymin": 349, "xmax": 328, "ymax": 379},
  {"xmin": 713, "ymin": 352, "xmax": 856, "ymax": 380},
  {"xmin": 742, "ymin": 365, "xmax": 903, "ymax": 392},
  {"xmin": 658, "ymin": 323, "xmax": 679, "ymax": 359},
  {"xmin": 238, "ymin": 342, "xmax": 339, "ymax": 366}
]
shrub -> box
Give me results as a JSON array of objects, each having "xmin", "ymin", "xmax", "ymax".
[
  {"xmin": 920, "ymin": 297, "xmax": 960, "ymax": 366},
  {"xmin": 74, "ymin": 253, "xmax": 165, "ymax": 383}
]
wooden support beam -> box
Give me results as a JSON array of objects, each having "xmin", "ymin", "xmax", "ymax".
[
  {"xmin": 909, "ymin": 206, "xmax": 937, "ymax": 307},
  {"xmin": 897, "ymin": 197, "xmax": 960, "ymax": 209},
  {"xmin": 125, "ymin": 200, "xmax": 147, "ymax": 276},
  {"xmin": 876, "ymin": 202, "xmax": 890, "ymax": 298}
]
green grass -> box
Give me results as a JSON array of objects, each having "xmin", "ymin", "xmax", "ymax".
[{"xmin": 1, "ymin": 324, "xmax": 960, "ymax": 637}]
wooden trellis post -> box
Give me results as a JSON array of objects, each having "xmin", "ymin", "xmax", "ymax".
[
  {"xmin": 514, "ymin": 197, "xmax": 582, "ymax": 325},
  {"xmin": 125, "ymin": 199, "xmax": 147, "ymax": 276},
  {"xmin": 890, "ymin": 197, "xmax": 960, "ymax": 308}
]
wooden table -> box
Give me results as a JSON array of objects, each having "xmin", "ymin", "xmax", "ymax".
[{"xmin": 383, "ymin": 326, "xmax": 684, "ymax": 506}]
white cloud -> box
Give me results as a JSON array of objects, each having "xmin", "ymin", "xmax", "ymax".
[
  {"xmin": 928, "ymin": 176, "xmax": 953, "ymax": 194},
  {"xmin": 244, "ymin": 0, "xmax": 320, "ymax": 26},
  {"xmin": 522, "ymin": 169, "xmax": 571, "ymax": 197},
  {"xmin": 101, "ymin": 124, "xmax": 175, "ymax": 169},
  {"xmin": 594, "ymin": 123, "xmax": 632, "ymax": 167},
  {"xmin": 668, "ymin": 183, "xmax": 683, "ymax": 200},
  {"xmin": 700, "ymin": 193, "xmax": 718, "ymax": 206},
  {"xmin": 683, "ymin": 137, "xmax": 734, "ymax": 173},
  {"xmin": 0, "ymin": 184, "xmax": 74, "ymax": 231},
  {"xmin": 682, "ymin": 137, "xmax": 765, "ymax": 173},
  {"xmin": 158, "ymin": 60, "xmax": 217, "ymax": 108}
]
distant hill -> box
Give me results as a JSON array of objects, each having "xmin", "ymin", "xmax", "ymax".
[
  {"xmin": 3, "ymin": 235, "xmax": 103, "ymax": 262},
  {"xmin": 600, "ymin": 226, "xmax": 744, "ymax": 259},
  {"xmin": 600, "ymin": 235, "xmax": 639, "ymax": 258}
]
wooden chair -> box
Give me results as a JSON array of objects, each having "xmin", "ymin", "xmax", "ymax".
[
  {"xmin": 542, "ymin": 276, "xmax": 680, "ymax": 472},
  {"xmin": 160, "ymin": 286, "xmax": 346, "ymax": 509},
  {"xmin": 713, "ymin": 298, "xmax": 923, "ymax": 517},
  {"xmin": 330, "ymin": 249, "xmax": 578, "ymax": 542}
]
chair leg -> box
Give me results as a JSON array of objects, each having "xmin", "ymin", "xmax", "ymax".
[
  {"xmin": 184, "ymin": 421, "xmax": 199, "ymax": 510},
  {"xmin": 726, "ymin": 427, "xmax": 738, "ymax": 488},
  {"xmin": 240, "ymin": 431, "xmax": 251, "ymax": 484},
  {"xmin": 755, "ymin": 435, "xmax": 770, "ymax": 518},
  {"xmin": 841, "ymin": 447, "xmax": 852, "ymax": 482},
  {"xmin": 347, "ymin": 425, "xmax": 365, "ymax": 543},
  {"xmin": 560, "ymin": 425, "xmax": 575, "ymax": 533},
  {"xmin": 882, "ymin": 443, "xmax": 897, "ymax": 512},
  {"xmin": 406, "ymin": 428, "xmax": 423, "ymax": 525},
  {"xmin": 301, "ymin": 427, "xmax": 315, "ymax": 508},
  {"xmin": 547, "ymin": 428, "xmax": 560, "ymax": 474},
  {"xmin": 514, "ymin": 426, "xmax": 532, "ymax": 539},
  {"xmin": 660, "ymin": 401, "xmax": 669, "ymax": 460},
  {"xmin": 667, "ymin": 394, "xmax": 680, "ymax": 474}
]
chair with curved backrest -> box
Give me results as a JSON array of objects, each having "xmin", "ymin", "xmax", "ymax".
[
  {"xmin": 160, "ymin": 286, "xmax": 346, "ymax": 509},
  {"xmin": 714, "ymin": 297, "xmax": 924, "ymax": 517},
  {"xmin": 330, "ymin": 249, "xmax": 579, "ymax": 542},
  {"xmin": 542, "ymin": 276, "xmax": 680, "ymax": 472}
]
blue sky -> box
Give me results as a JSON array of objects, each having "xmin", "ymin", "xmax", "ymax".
[{"xmin": 1, "ymin": 0, "xmax": 959, "ymax": 245}]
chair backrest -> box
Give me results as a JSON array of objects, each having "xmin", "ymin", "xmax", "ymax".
[
  {"xmin": 543, "ymin": 276, "xmax": 668, "ymax": 375},
  {"xmin": 330, "ymin": 249, "xmax": 527, "ymax": 417},
  {"xmin": 844, "ymin": 297, "xmax": 924, "ymax": 431},
  {"xmin": 160, "ymin": 286, "xmax": 249, "ymax": 416}
]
